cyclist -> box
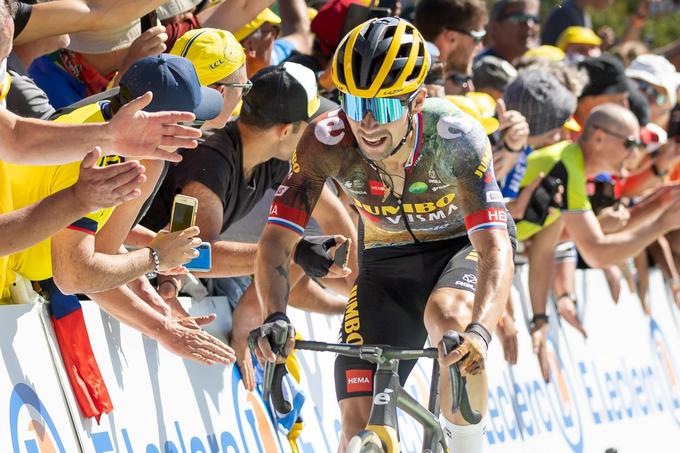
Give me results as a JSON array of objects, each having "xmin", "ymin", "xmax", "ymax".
[{"xmin": 251, "ymin": 17, "xmax": 514, "ymax": 453}]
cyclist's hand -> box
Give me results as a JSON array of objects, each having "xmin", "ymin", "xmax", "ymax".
[
  {"xmin": 249, "ymin": 314, "xmax": 295, "ymax": 365},
  {"xmin": 438, "ymin": 332, "xmax": 488, "ymax": 377},
  {"xmin": 496, "ymin": 314, "xmax": 518, "ymax": 365},
  {"xmin": 531, "ymin": 322, "xmax": 550, "ymax": 382},
  {"xmin": 293, "ymin": 235, "xmax": 352, "ymax": 278}
]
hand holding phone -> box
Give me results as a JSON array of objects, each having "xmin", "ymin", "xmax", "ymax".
[
  {"xmin": 186, "ymin": 242, "xmax": 212, "ymax": 272},
  {"xmin": 522, "ymin": 176, "xmax": 564, "ymax": 225}
]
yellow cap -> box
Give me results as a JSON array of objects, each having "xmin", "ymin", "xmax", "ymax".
[
  {"xmin": 557, "ymin": 26, "xmax": 602, "ymax": 51},
  {"xmin": 563, "ymin": 117, "xmax": 582, "ymax": 132},
  {"xmin": 0, "ymin": 72, "xmax": 11, "ymax": 102},
  {"xmin": 446, "ymin": 95, "xmax": 500, "ymax": 135},
  {"xmin": 234, "ymin": 8, "xmax": 282, "ymax": 41},
  {"xmin": 170, "ymin": 28, "xmax": 246, "ymax": 86},
  {"xmin": 465, "ymin": 92, "xmax": 497, "ymax": 119},
  {"xmin": 523, "ymin": 45, "xmax": 565, "ymax": 61}
]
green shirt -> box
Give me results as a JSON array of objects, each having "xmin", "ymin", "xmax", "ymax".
[{"xmin": 516, "ymin": 141, "xmax": 591, "ymax": 241}]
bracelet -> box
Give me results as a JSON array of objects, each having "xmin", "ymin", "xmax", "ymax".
[
  {"xmin": 530, "ymin": 313, "xmax": 549, "ymax": 331},
  {"xmin": 465, "ymin": 322, "xmax": 492, "ymax": 349},
  {"xmin": 145, "ymin": 247, "xmax": 161, "ymax": 279},
  {"xmin": 503, "ymin": 141, "xmax": 524, "ymax": 153},
  {"xmin": 651, "ymin": 162, "xmax": 668, "ymax": 178}
]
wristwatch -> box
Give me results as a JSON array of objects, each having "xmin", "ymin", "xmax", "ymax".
[{"xmin": 530, "ymin": 313, "xmax": 549, "ymax": 332}]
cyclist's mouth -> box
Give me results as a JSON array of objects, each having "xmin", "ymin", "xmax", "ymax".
[{"xmin": 360, "ymin": 136, "xmax": 387, "ymax": 148}]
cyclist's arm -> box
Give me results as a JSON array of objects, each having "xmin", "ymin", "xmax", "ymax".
[
  {"xmin": 447, "ymin": 120, "xmax": 514, "ymax": 335},
  {"xmin": 255, "ymin": 130, "xmax": 334, "ymax": 316}
]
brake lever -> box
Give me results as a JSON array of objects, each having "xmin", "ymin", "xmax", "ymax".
[{"xmin": 441, "ymin": 330, "xmax": 482, "ymax": 424}]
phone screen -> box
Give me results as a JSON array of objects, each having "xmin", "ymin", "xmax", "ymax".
[{"xmin": 171, "ymin": 203, "xmax": 195, "ymax": 232}]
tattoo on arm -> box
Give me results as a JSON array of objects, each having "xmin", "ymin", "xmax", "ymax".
[{"xmin": 275, "ymin": 264, "xmax": 291, "ymax": 305}]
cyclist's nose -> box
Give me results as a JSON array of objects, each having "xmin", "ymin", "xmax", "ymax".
[{"xmin": 361, "ymin": 111, "xmax": 380, "ymax": 130}]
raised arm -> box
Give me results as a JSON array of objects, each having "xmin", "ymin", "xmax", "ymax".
[
  {"xmin": 198, "ymin": 0, "xmax": 276, "ymax": 33},
  {"xmin": 14, "ymin": 0, "xmax": 171, "ymax": 45},
  {"xmin": 0, "ymin": 93, "xmax": 200, "ymax": 165}
]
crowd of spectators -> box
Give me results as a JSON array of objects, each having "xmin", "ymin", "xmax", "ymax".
[{"xmin": 0, "ymin": 0, "xmax": 679, "ymax": 447}]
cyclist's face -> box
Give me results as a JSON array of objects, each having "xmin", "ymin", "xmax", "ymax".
[{"xmin": 346, "ymin": 90, "xmax": 426, "ymax": 161}]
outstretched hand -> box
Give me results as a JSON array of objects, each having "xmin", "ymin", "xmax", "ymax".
[{"xmin": 108, "ymin": 92, "xmax": 202, "ymax": 162}]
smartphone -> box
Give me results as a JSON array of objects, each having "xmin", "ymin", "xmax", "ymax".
[
  {"xmin": 186, "ymin": 242, "xmax": 212, "ymax": 272},
  {"xmin": 170, "ymin": 194, "xmax": 198, "ymax": 232},
  {"xmin": 523, "ymin": 176, "xmax": 563, "ymax": 225},
  {"xmin": 141, "ymin": 10, "xmax": 158, "ymax": 33},
  {"xmin": 333, "ymin": 239, "xmax": 352, "ymax": 268}
]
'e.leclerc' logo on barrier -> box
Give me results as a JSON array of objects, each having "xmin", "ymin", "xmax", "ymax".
[
  {"xmin": 545, "ymin": 335, "xmax": 584, "ymax": 453},
  {"xmin": 9, "ymin": 383, "xmax": 65, "ymax": 453},
  {"xmin": 649, "ymin": 319, "xmax": 680, "ymax": 428}
]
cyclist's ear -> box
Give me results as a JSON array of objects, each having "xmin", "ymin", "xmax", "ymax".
[{"xmin": 411, "ymin": 87, "xmax": 428, "ymax": 114}]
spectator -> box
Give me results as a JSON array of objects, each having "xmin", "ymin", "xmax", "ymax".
[
  {"xmin": 610, "ymin": 40, "xmax": 650, "ymax": 68},
  {"xmin": 574, "ymin": 54, "xmax": 630, "ymax": 127},
  {"xmin": 557, "ymin": 26, "xmax": 602, "ymax": 61},
  {"xmin": 0, "ymin": 3, "xmax": 200, "ymax": 165},
  {"xmin": 139, "ymin": 62, "xmax": 354, "ymax": 389},
  {"xmin": 626, "ymin": 54, "xmax": 680, "ymax": 127},
  {"xmin": 170, "ymin": 28, "xmax": 248, "ymax": 129},
  {"xmin": 415, "ymin": 0, "xmax": 487, "ymax": 75},
  {"xmin": 541, "ymin": 0, "xmax": 612, "ymax": 46},
  {"xmin": 472, "ymin": 55, "xmax": 518, "ymax": 100},
  {"xmin": 517, "ymin": 103, "xmax": 680, "ymax": 381},
  {"xmin": 480, "ymin": 0, "xmax": 540, "ymax": 65},
  {"xmin": 235, "ymin": 1, "xmax": 312, "ymax": 78},
  {"xmin": 27, "ymin": 20, "xmax": 164, "ymax": 109}
]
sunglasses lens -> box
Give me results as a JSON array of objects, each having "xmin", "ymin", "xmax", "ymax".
[
  {"xmin": 242, "ymin": 81, "xmax": 252, "ymax": 97},
  {"xmin": 341, "ymin": 93, "xmax": 407, "ymax": 124}
]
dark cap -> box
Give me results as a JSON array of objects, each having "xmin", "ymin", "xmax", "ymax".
[
  {"xmin": 503, "ymin": 69, "xmax": 576, "ymax": 136},
  {"xmin": 242, "ymin": 62, "xmax": 337, "ymax": 124},
  {"xmin": 120, "ymin": 54, "xmax": 222, "ymax": 121},
  {"xmin": 473, "ymin": 55, "xmax": 518, "ymax": 93},
  {"xmin": 578, "ymin": 54, "xmax": 629, "ymax": 98}
]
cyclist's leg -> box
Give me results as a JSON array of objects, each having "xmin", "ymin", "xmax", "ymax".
[
  {"xmin": 424, "ymin": 244, "xmax": 487, "ymax": 452},
  {"xmin": 334, "ymin": 241, "xmax": 439, "ymax": 451}
]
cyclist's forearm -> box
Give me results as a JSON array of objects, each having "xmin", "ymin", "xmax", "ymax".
[
  {"xmin": 255, "ymin": 237, "xmax": 296, "ymax": 315},
  {"xmin": 470, "ymin": 236, "xmax": 514, "ymax": 335}
]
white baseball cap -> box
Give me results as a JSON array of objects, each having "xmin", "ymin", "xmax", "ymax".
[{"xmin": 626, "ymin": 54, "xmax": 680, "ymax": 107}]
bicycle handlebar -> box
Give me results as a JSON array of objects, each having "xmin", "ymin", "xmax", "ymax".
[{"xmin": 295, "ymin": 335, "xmax": 482, "ymax": 424}]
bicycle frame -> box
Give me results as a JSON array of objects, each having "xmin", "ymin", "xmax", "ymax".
[{"xmin": 295, "ymin": 341, "xmax": 449, "ymax": 453}]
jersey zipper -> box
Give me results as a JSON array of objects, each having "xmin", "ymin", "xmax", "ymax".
[{"xmin": 397, "ymin": 199, "xmax": 420, "ymax": 244}]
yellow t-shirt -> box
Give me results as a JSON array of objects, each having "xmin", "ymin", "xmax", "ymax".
[
  {"xmin": 4, "ymin": 102, "xmax": 122, "ymax": 291},
  {"xmin": 0, "ymin": 161, "xmax": 14, "ymax": 301},
  {"xmin": 516, "ymin": 141, "xmax": 591, "ymax": 241}
]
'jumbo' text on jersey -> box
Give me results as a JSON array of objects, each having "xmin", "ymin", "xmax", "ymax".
[{"xmin": 268, "ymin": 98, "xmax": 508, "ymax": 249}]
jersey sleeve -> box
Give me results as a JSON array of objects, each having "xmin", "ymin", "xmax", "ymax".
[
  {"xmin": 434, "ymin": 112, "xmax": 509, "ymax": 235},
  {"xmin": 51, "ymin": 156, "xmax": 121, "ymax": 235},
  {"xmin": 267, "ymin": 115, "xmax": 343, "ymax": 235}
]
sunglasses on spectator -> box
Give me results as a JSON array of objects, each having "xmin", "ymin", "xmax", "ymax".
[
  {"xmin": 340, "ymin": 91, "xmax": 419, "ymax": 125},
  {"xmin": 446, "ymin": 73, "xmax": 473, "ymax": 91},
  {"xmin": 446, "ymin": 27, "xmax": 487, "ymax": 44},
  {"xmin": 595, "ymin": 126, "xmax": 643, "ymax": 151},
  {"xmin": 635, "ymin": 80, "xmax": 667, "ymax": 106},
  {"xmin": 498, "ymin": 12, "xmax": 540, "ymax": 24},
  {"xmin": 213, "ymin": 80, "xmax": 253, "ymax": 97}
]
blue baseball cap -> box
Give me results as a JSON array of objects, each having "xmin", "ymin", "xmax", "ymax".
[{"xmin": 120, "ymin": 54, "xmax": 223, "ymax": 121}]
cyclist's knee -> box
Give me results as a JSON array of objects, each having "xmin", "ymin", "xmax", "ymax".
[
  {"xmin": 425, "ymin": 287, "xmax": 473, "ymax": 340},
  {"xmin": 339, "ymin": 396, "xmax": 372, "ymax": 442}
]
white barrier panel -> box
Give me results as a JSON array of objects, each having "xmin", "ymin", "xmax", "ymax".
[
  {"xmin": 288, "ymin": 269, "xmax": 680, "ymax": 453},
  {"xmin": 2, "ymin": 269, "xmax": 679, "ymax": 452},
  {"xmin": 0, "ymin": 304, "xmax": 81, "ymax": 452}
]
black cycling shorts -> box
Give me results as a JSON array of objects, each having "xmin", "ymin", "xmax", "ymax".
[{"xmin": 334, "ymin": 236, "xmax": 478, "ymax": 401}]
